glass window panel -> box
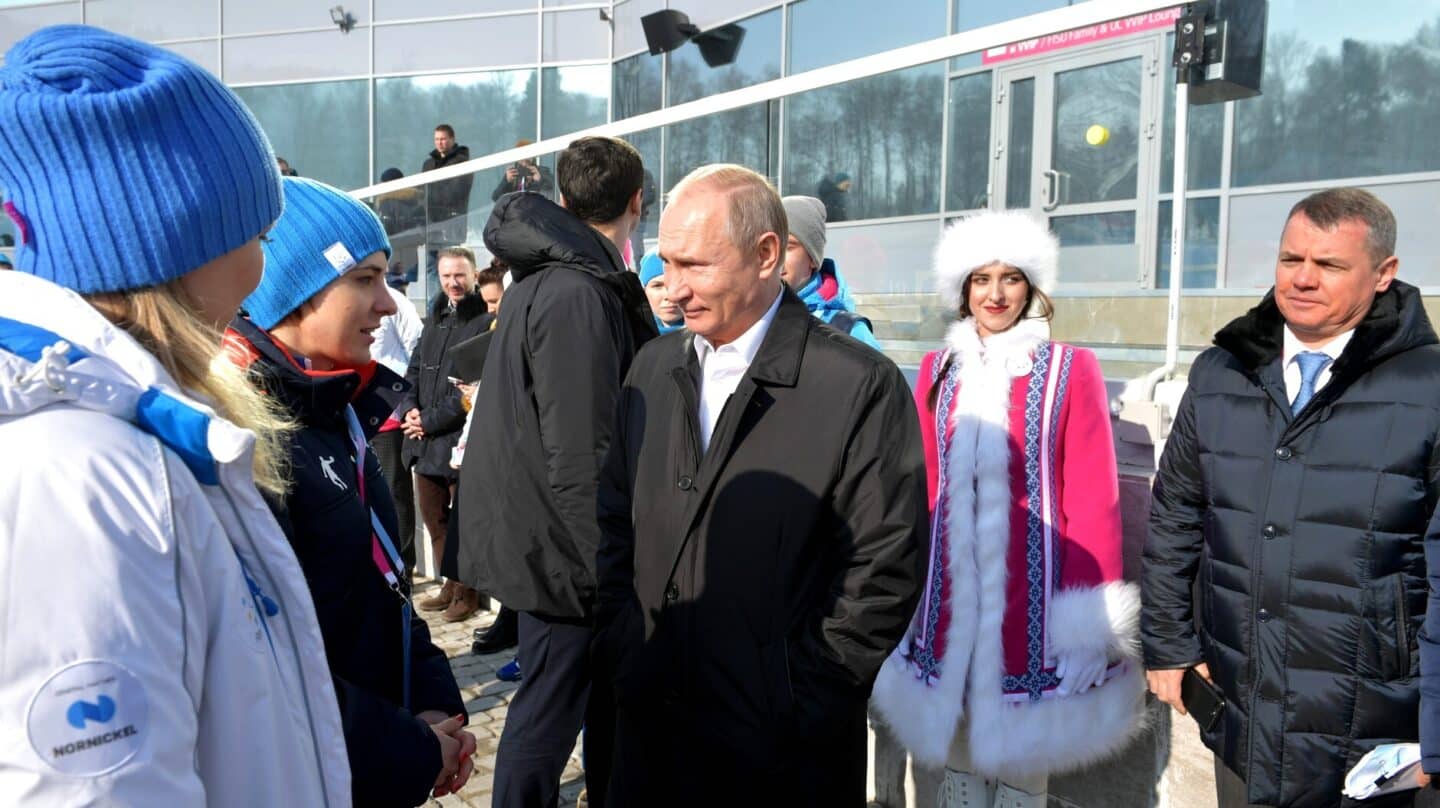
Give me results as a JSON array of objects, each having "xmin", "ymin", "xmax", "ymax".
[
  {"xmin": 375, "ymin": 0, "xmax": 532, "ymax": 19},
  {"xmin": 623, "ymin": 128, "xmax": 662, "ymax": 245},
  {"xmin": 666, "ymin": 101, "xmax": 778, "ymax": 193},
  {"xmin": 234, "ymin": 81, "xmax": 369, "ymax": 191},
  {"xmin": 827, "ymin": 219, "xmax": 944, "ymax": 294},
  {"xmin": 953, "ymin": 0, "xmax": 1081, "ymax": 32},
  {"xmin": 545, "ymin": 0, "xmax": 596, "ymax": 6},
  {"xmin": 1052, "ymin": 57, "xmax": 1141, "ymax": 204},
  {"xmin": 784, "ymin": 63, "xmax": 945, "ymax": 220},
  {"xmin": 1155, "ymin": 197, "xmax": 1221, "ymax": 289},
  {"xmin": 163, "ymin": 40, "xmax": 220, "ymax": 77},
  {"xmin": 376, "ymin": 16, "xmax": 538, "ymax": 73},
  {"xmin": 679, "ymin": 1, "xmax": 772, "ymax": 30},
  {"xmin": 1232, "ymin": 0, "xmax": 1440, "ymax": 187},
  {"xmin": 0, "ymin": 3, "xmax": 81, "ymax": 55},
  {"xmin": 946, "ymin": 71, "xmax": 992, "ymax": 211},
  {"xmin": 789, "ymin": 0, "xmax": 946, "ymax": 74},
  {"xmin": 1226, "ymin": 181, "xmax": 1440, "ymax": 288},
  {"xmin": 542, "ymin": 65, "xmax": 609, "ymax": 137},
  {"xmin": 667, "ymin": 8, "xmax": 780, "ymax": 106},
  {"xmin": 613, "ymin": 52, "xmax": 662, "ymax": 119},
  {"xmin": 224, "ymin": 30, "xmax": 369, "ymax": 82},
  {"xmin": 1005, "ymin": 77, "xmax": 1035, "ymax": 209},
  {"xmin": 86, "ymin": 0, "xmax": 217, "ymax": 40},
  {"xmin": 614, "ymin": 0, "xmax": 665, "ymax": 58},
  {"xmin": 543, "ymin": 9, "xmax": 609, "ymax": 62},
  {"xmin": 1051, "ymin": 210, "xmax": 1137, "ymax": 285},
  {"xmin": 1160, "ymin": 40, "xmax": 1223, "ymax": 192},
  {"xmin": 223, "ymin": 0, "xmax": 368, "ymax": 35},
  {"xmin": 374, "ymin": 70, "xmax": 539, "ymax": 243}
]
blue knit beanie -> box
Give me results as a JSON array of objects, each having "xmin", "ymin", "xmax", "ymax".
[
  {"xmin": 244, "ymin": 177, "xmax": 392, "ymax": 330},
  {"xmin": 639, "ymin": 248, "xmax": 664, "ymax": 286},
  {"xmin": 0, "ymin": 26, "xmax": 282, "ymax": 294}
]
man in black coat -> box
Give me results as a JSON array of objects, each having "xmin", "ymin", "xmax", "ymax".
[
  {"xmin": 1143, "ymin": 188, "xmax": 1440, "ymax": 808},
  {"xmin": 403, "ymin": 245, "xmax": 493, "ymax": 621},
  {"xmin": 458, "ymin": 136, "xmax": 657, "ymax": 808},
  {"xmin": 422, "ymin": 123, "xmax": 473, "ymax": 246},
  {"xmin": 593, "ymin": 164, "xmax": 927, "ymax": 806}
]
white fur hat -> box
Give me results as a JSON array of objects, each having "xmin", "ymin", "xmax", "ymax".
[{"xmin": 934, "ymin": 210, "xmax": 1059, "ymax": 308}]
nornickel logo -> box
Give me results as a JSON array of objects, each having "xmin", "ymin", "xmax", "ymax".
[{"xmin": 66, "ymin": 695, "xmax": 115, "ymax": 729}]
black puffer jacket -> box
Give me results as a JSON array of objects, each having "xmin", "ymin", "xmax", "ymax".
[
  {"xmin": 1142, "ymin": 281, "xmax": 1440, "ymax": 807},
  {"xmin": 229, "ymin": 318, "xmax": 466, "ymax": 808},
  {"xmin": 457, "ymin": 192, "xmax": 657, "ymax": 619},
  {"xmin": 401, "ymin": 292, "xmax": 493, "ymax": 478}
]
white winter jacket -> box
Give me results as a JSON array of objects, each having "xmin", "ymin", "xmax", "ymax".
[{"xmin": 0, "ymin": 272, "xmax": 351, "ymax": 806}]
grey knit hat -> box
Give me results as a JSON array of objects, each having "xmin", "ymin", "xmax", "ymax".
[{"xmin": 782, "ymin": 196, "xmax": 828, "ymax": 270}]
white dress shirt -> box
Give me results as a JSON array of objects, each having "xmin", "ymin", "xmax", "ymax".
[
  {"xmin": 372, "ymin": 285, "xmax": 423, "ymax": 376},
  {"xmin": 693, "ymin": 289, "xmax": 784, "ymax": 452},
  {"xmin": 1281, "ymin": 325, "xmax": 1353, "ymax": 405}
]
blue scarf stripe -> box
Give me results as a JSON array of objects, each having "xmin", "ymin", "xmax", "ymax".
[{"xmin": 0, "ymin": 315, "xmax": 219, "ymax": 486}]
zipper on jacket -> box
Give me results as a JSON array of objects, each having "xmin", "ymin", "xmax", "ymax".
[
  {"xmin": 220, "ymin": 483, "xmax": 336, "ymax": 808},
  {"xmin": 1395, "ymin": 574, "xmax": 1411, "ymax": 677}
]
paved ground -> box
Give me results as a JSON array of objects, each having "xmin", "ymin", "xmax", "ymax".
[{"xmin": 415, "ymin": 579, "xmax": 586, "ymax": 808}]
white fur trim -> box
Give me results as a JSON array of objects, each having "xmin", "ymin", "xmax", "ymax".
[
  {"xmin": 873, "ymin": 320, "xmax": 1144, "ymax": 776},
  {"xmin": 873, "ymin": 317, "xmax": 1036, "ymax": 767},
  {"xmin": 934, "ymin": 211, "xmax": 1060, "ymax": 310},
  {"xmin": 965, "ymin": 663, "xmax": 1147, "ymax": 779},
  {"xmin": 1046, "ymin": 581, "xmax": 1142, "ymax": 661}
]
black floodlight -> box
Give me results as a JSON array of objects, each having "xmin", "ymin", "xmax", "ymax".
[
  {"xmin": 693, "ymin": 23, "xmax": 746, "ymax": 68},
  {"xmin": 641, "ymin": 9, "xmax": 700, "ymax": 56}
]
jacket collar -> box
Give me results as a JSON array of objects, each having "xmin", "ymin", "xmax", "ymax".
[
  {"xmin": 225, "ymin": 316, "xmax": 407, "ymax": 437},
  {"xmin": 677, "ymin": 286, "xmax": 810, "ymax": 388},
  {"xmin": 428, "ymin": 290, "xmax": 489, "ymax": 321},
  {"xmin": 484, "ymin": 192, "xmax": 627, "ymax": 284},
  {"xmin": 1213, "ymin": 280, "xmax": 1437, "ymax": 382},
  {"xmin": 0, "ymin": 271, "xmax": 253, "ymax": 485}
]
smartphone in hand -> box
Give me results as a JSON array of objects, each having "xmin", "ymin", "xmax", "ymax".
[{"xmin": 1181, "ymin": 666, "xmax": 1225, "ymax": 732}]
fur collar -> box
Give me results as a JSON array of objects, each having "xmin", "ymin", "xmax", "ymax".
[
  {"xmin": 1212, "ymin": 281, "xmax": 1436, "ymax": 380},
  {"xmin": 428, "ymin": 290, "xmax": 488, "ymax": 321},
  {"xmin": 945, "ymin": 316, "xmax": 1051, "ymax": 368}
]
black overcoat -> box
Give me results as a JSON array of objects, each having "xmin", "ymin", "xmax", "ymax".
[
  {"xmin": 400, "ymin": 291, "xmax": 492, "ymax": 479},
  {"xmin": 593, "ymin": 290, "xmax": 928, "ymax": 807},
  {"xmin": 1143, "ymin": 281, "xmax": 1440, "ymax": 807}
]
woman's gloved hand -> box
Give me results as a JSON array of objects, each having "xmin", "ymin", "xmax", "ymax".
[{"xmin": 1054, "ymin": 649, "xmax": 1108, "ymax": 696}]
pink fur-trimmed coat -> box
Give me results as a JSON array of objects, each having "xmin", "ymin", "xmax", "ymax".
[{"xmin": 870, "ymin": 317, "xmax": 1143, "ymax": 778}]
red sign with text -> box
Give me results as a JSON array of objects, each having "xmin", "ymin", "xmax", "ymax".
[{"xmin": 981, "ymin": 7, "xmax": 1182, "ymax": 65}]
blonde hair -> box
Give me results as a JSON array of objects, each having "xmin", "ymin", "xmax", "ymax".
[
  {"xmin": 88, "ymin": 281, "xmax": 293, "ymax": 496},
  {"xmin": 668, "ymin": 164, "xmax": 788, "ymax": 258}
]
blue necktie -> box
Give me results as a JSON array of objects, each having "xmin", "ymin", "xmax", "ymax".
[{"xmin": 1291, "ymin": 351, "xmax": 1331, "ymax": 415}]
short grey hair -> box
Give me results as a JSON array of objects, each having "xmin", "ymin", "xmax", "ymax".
[
  {"xmin": 1286, "ymin": 188, "xmax": 1397, "ymax": 266},
  {"xmin": 668, "ymin": 164, "xmax": 787, "ymax": 258}
]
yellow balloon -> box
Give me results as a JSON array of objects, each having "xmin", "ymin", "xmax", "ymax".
[{"xmin": 1085, "ymin": 124, "xmax": 1111, "ymax": 146}]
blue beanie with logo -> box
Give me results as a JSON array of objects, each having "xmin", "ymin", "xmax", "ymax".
[
  {"xmin": 244, "ymin": 177, "xmax": 392, "ymax": 330},
  {"xmin": 0, "ymin": 25, "xmax": 282, "ymax": 294},
  {"xmin": 639, "ymin": 249, "xmax": 664, "ymax": 286}
]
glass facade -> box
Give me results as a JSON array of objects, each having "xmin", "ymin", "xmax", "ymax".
[
  {"xmin": 234, "ymin": 81, "xmax": 370, "ymax": 192},
  {"xmin": 2, "ymin": 0, "xmax": 1440, "ymax": 295}
]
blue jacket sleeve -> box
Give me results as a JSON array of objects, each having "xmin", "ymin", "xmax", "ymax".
[{"xmin": 848, "ymin": 320, "xmax": 881, "ymax": 350}]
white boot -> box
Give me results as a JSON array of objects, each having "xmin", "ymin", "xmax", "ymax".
[
  {"xmin": 938, "ymin": 769, "xmax": 991, "ymax": 808},
  {"xmin": 992, "ymin": 782, "xmax": 1047, "ymax": 808}
]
